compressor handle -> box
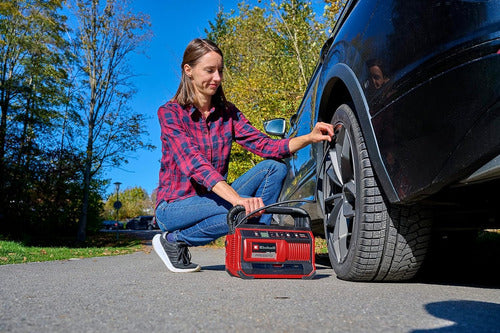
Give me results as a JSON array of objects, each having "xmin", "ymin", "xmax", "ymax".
[
  {"xmin": 227, "ymin": 203, "xmax": 311, "ymax": 233},
  {"xmin": 227, "ymin": 205, "xmax": 246, "ymax": 233}
]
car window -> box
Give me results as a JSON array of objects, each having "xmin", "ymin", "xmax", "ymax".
[{"xmin": 288, "ymin": 67, "xmax": 321, "ymax": 138}]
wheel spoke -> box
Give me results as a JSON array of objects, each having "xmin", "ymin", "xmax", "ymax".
[
  {"xmin": 325, "ymin": 211, "xmax": 336, "ymax": 228},
  {"xmin": 325, "ymin": 198, "xmax": 342, "ymax": 227},
  {"xmin": 324, "ymin": 193, "xmax": 342, "ymax": 206},
  {"xmin": 331, "ymin": 125, "xmax": 354, "ymax": 185},
  {"xmin": 342, "ymin": 201, "xmax": 355, "ymax": 219},
  {"xmin": 340, "ymin": 129, "xmax": 354, "ymax": 183},
  {"xmin": 326, "ymin": 164, "xmax": 342, "ymax": 189},
  {"xmin": 344, "ymin": 179, "xmax": 356, "ymax": 199},
  {"xmin": 328, "ymin": 150, "xmax": 343, "ymax": 187},
  {"xmin": 332, "ymin": 206, "xmax": 349, "ymax": 262},
  {"xmin": 334, "ymin": 129, "xmax": 344, "ymax": 183}
]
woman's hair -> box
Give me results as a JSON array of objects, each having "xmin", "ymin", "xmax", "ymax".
[{"xmin": 172, "ymin": 38, "xmax": 227, "ymax": 109}]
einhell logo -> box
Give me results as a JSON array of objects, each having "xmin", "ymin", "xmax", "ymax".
[
  {"xmin": 251, "ymin": 242, "xmax": 277, "ymax": 259},
  {"xmin": 253, "ymin": 243, "xmax": 276, "ymax": 252}
]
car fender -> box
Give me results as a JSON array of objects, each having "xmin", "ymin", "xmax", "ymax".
[{"xmin": 317, "ymin": 62, "xmax": 399, "ymax": 203}]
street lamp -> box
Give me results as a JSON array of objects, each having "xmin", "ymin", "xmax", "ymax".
[{"xmin": 113, "ymin": 182, "xmax": 122, "ymax": 240}]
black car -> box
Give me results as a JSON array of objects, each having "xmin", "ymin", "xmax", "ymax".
[
  {"xmin": 264, "ymin": 0, "xmax": 500, "ymax": 281},
  {"xmin": 126, "ymin": 216, "xmax": 154, "ymax": 230},
  {"xmin": 101, "ymin": 220, "xmax": 123, "ymax": 230},
  {"xmin": 148, "ymin": 217, "xmax": 160, "ymax": 230}
]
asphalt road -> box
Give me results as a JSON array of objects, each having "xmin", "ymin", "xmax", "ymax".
[{"xmin": 1, "ymin": 231, "xmax": 499, "ymax": 332}]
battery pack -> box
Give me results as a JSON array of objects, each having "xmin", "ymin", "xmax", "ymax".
[{"xmin": 225, "ymin": 205, "xmax": 316, "ymax": 279}]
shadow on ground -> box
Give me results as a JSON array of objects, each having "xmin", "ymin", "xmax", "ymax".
[
  {"xmin": 417, "ymin": 230, "xmax": 500, "ymax": 288},
  {"xmin": 314, "ymin": 231, "xmax": 500, "ymax": 288},
  {"xmin": 410, "ymin": 300, "xmax": 500, "ymax": 332}
]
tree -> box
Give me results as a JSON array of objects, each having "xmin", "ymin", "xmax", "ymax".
[
  {"xmin": 206, "ymin": 0, "xmax": 326, "ymax": 181},
  {"xmin": 0, "ymin": 0, "xmax": 72, "ymax": 235},
  {"xmin": 322, "ymin": 0, "xmax": 347, "ymax": 33},
  {"xmin": 102, "ymin": 186, "xmax": 153, "ymax": 221},
  {"xmin": 69, "ymin": 0, "xmax": 153, "ymax": 241}
]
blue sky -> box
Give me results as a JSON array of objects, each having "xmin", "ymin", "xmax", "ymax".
[
  {"xmin": 105, "ymin": 0, "xmax": 325, "ymax": 197},
  {"xmin": 105, "ymin": 0, "xmax": 244, "ymax": 197}
]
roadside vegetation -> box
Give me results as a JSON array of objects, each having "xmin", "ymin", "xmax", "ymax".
[
  {"xmin": 1, "ymin": 232, "xmax": 327, "ymax": 265},
  {"xmin": 0, "ymin": 233, "xmax": 143, "ymax": 265}
]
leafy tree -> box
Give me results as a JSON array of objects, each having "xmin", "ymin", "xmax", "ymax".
[
  {"xmin": 206, "ymin": 0, "xmax": 328, "ymax": 181},
  {"xmin": 322, "ymin": 0, "xmax": 348, "ymax": 33},
  {"xmin": 0, "ymin": 0, "xmax": 67, "ymax": 179},
  {"xmin": 0, "ymin": 0, "xmax": 74, "ymax": 236},
  {"xmin": 69, "ymin": 0, "xmax": 154, "ymax": 241},
  {"xmin": 102, "ymin": 186, "xmax": 153, "ymax": 221}
]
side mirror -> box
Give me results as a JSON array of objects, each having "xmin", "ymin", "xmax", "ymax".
[{"xmin": 263, "ymin": 118, "xmax": 286, "ymax": 137}]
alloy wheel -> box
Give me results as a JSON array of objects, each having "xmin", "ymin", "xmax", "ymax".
[{"xmin": 323, "ymin": 123, "xmax": 356, "ymax": 264}]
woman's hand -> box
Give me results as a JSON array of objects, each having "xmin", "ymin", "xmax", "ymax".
[
  {"xmin": 289, "ymin": 121, "xmax": 334, "ymax": 153},
  {"xmin": 309, "ymin": 122, "xmax": 334, "ymax": 143},
  {"xmin": 211, "ymin": 181, "xmax": 265, "ymax": 217},
  {"xmin": 235, "ymin": 196, "xmax": 265, "ymax": 217}
]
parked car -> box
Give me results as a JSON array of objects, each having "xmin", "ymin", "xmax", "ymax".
[
  {"xmin": 101, "ymin": 220, "xmax": 123, "ymax": 230},
  {"xmin": 264, "ymin": 0, "xmax": 500, "ymax": 282},
  {"xmin": 148, "ymin": 217, "xmax": 160, "ymax": 230},
  {"xmin": 126, "ymin": 216, "xmax": 154, "ymax": 230}
]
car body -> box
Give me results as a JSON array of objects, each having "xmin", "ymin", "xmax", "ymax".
[
  {"xmin": 101, "ymin": 220, "xmax": 123, "ymax": 230},
  {"xmin": 126, "ymin": 215, "xmax": 154, "ymax": 230},
  {"xmin": 148, "ymin": 217, "xmax": 160, "ymax": 230},
  {"xmin": 265, "ymin": 0, "xmax": 500, "ymax": 281}
]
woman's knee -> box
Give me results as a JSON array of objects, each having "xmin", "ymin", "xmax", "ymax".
[
  {"xmin": 260, "ymin": 159, "xmax": 288, "ymax": 178},
  {"xmin": 155, "ymin": 202, "xmax": 169, "ymax": 232}
]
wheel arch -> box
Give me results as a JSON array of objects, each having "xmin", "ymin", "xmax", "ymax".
[{"xmin": 317, "ymin": 63, "xmax": 399, "ymax": 203}]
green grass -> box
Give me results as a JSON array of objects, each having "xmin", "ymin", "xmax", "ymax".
[{"xmin": 0, "ymin": 234, "xmax": 143, "ymax": 265}]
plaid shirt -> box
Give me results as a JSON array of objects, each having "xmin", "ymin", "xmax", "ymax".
[{"xmin": 156, "ymin": 101, "xmax": 291, "ymax": 205}]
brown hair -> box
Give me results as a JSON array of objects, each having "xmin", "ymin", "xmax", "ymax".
[{"xmin": 172, "ymin": 38, "xmax": 227, "ymax": 109}]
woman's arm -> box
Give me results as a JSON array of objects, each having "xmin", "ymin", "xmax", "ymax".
[{"xmin": 213, "ymin": 121, "xmax": 334, "ymax": 215}]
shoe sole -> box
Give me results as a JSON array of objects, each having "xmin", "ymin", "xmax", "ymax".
[{"xmin": 152, "ymin": 234, "xmax": 201, "ymax": 273}]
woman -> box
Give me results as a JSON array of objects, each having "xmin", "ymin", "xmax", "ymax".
[{"xmin": 153, "ymin": 38, "xmax": 333, "ymax": 273}]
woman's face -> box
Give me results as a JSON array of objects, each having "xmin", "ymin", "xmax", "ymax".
[
  {"xmin": 369, "ymin": 65, "xmax": 388, "ymax": 89},
  {"xmin": 185, "ymin": 51, "xmax": 223, "ymax": 101}
]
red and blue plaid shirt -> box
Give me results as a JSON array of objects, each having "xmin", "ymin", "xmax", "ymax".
[{"xmin": 156, "ymin": 101, "xmax": 291, "ymax": 205}]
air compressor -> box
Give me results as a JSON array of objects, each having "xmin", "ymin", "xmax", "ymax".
[{"xmin": 225, "ymin": 204, "xmax": 316, "ymax": 279}]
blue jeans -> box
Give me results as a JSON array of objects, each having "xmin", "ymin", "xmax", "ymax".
[{"xmin": 155, "ymin": 160, "xmax": 287, "ymax": 246}]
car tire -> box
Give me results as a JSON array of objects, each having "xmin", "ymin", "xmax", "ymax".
[{"xmin": 319, "ymin": 104, "xmax": 432, "ymax": 281}]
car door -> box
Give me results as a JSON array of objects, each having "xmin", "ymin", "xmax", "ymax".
[{"xmin": 279, "ymin": 69, "xmax": 321, "ymax": 203}]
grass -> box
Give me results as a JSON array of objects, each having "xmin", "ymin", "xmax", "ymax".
[
  {"xmin": 0, "ymin": 233, "xmax": 143, "ymax": 265},
  {"xmin": 1, "ymin": 231, "xmax": 328, "ymax": 265}
]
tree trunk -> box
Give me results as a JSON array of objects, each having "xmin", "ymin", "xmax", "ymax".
[
  {"xmin": 77, "ymin": 160, "xmax": 91, "ymax": 242},
  {"xmin": 0, "ymin": 98, "xmax": 9, "ymax": 219},
  {"xmin": 77, "ymin": 0, "xmax": 98, "ymax": 243},
  {"xmin": 77, "ymin": 120, "xmax": 94, "ymax": 243}
]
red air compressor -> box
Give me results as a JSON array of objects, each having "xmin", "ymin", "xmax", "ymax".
[{"xmin": 225, "ymin": 204, "xmax": 316, "ymax": 279}]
